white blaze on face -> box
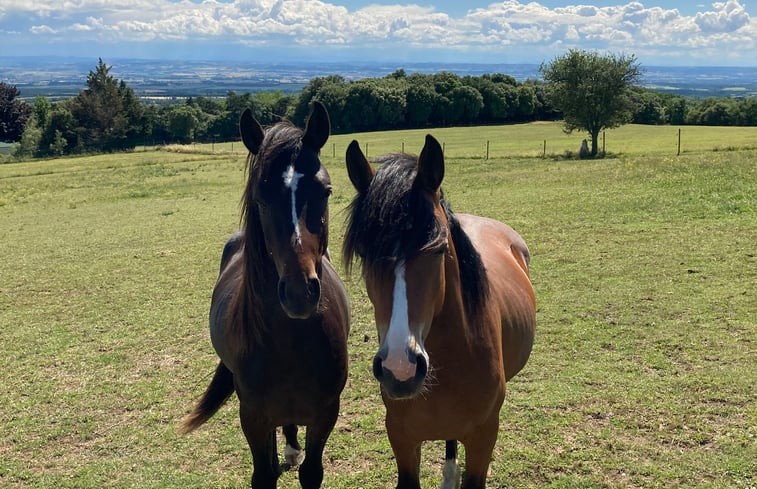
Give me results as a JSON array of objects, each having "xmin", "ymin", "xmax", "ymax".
[
  {"xmin": 389, "ymin": 261, "xmax": 409, "ymax": 342},
  {"xmin": 282, "ymin": 164, "xmax": 305, "ymax": 244},
  {"xmin": 382, "ymin": 261, "xmax": 417, "ymax": 382}
]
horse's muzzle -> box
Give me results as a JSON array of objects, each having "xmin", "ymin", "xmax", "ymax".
[
  {"xmin": 372, "ymin": 350, "xmax": 428, "ymax": 400},
  {"xmin": 278, "ymin": 276, "xmax": 321, "ymax": 319}
]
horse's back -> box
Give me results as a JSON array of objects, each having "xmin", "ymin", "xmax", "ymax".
[
  {"xmin": 208, "ymin": 245, "xmax": 245, "ymax": 367},
  {"xmin": 219, "ymin": 230, "xmax": 244, "ymax": 272},
  {"xmin": 456, "ymin": 213, "xmax": 536, "ymax": 381}
]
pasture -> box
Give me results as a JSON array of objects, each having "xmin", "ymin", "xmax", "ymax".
[{"xmin": 0, "ymin": 121, "xmax": 755, "ymax": 488}]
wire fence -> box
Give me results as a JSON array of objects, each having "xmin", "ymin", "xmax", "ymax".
[{"xmin": 13, "ymin": 125, "xmax": 754, "ymax": 163}]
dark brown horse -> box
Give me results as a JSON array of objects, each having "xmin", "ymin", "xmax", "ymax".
[
  {"xmin": 343, "ymin": 135, "xmax": 535, "ymax": 489},
  {"xmin": 181, "ymin": 103, "xmax": 350, "ymax": 489}
]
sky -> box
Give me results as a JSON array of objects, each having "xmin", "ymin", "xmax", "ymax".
[{"xmin": 0, "ymin": 0, "xmax": 755, "ymax": 66}]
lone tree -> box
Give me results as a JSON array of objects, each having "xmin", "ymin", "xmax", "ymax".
[
  {"xmin": 540, "ymin": 49, "xmax": 641, "ymax": 157},
  {"xmin": 0, "ymin": 82, "xmax": 32, "ymax": 143},
  {"xmin": 70, "ymin": 58, "xmax": 144, "ymax": 152}
]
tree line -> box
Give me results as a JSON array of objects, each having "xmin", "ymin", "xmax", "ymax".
[
  {"xmin": 6, "ymin": 59, "xmax": 299, "ymax": 158},
  {"xmin": 1, "ymin": 57, "xmax": 755, "ymax": 159}
]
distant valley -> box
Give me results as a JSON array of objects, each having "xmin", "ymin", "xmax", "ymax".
[{"xmin": 2, "ymin": 57, "xmax": 756, "ymax": 102}]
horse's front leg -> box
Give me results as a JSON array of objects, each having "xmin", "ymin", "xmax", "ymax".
[
  {"xmin": 387, "ymin": 426, "xmax": 422, "ymax": 489},
  {"xmin": 239, "ymin": 404, "xmax": 279, "ymax": 489},
  {"xmin": 460, "ymin": 412, "xmax": 499, "ymax": 489},
  {"xmin": 298, "ymin": 400, "xmax": 339, "ymax": 489}
]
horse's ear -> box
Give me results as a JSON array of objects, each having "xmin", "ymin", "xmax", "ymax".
[
  {"xmin": 239, "ymin": 108, "xmax": 264, "ymax": 155},
  {"xmin": 345, "ymin": 140, "xmax": 374, "ymax": 194},
  {"xmin": 303, "ymin": 101, "xmax": 330, "ymax": 150},
  {"xmin": 416, "ymin": 134, "xmax": 444, "ymax": 192}
]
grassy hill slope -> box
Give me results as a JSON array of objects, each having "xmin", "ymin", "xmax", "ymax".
[{"xmin": 1, "ymin": 124, "xmax": 754, "ymax": 488}]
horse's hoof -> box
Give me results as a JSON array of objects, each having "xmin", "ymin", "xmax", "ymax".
[{"xmin": 284, "ymin": 445, "xmax": 305, "ymax": 467}]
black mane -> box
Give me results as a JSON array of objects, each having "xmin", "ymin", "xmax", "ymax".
[
  {"xmin": 343, "ymin": 154, "xmax": 489, "ymax": 318},
  {"xmin": 343, "ymin": 154, "xmax": 444, "ymax": 270}
]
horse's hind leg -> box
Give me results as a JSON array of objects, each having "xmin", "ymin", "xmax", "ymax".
[
  {"xmin": 283, "ymin": 424, "xmax": 305, "ymax": 467},
  {"xmin": 298, "ymin": 401, "xmax": 339, "ymax": 489},
  {"xmin": 440, "ymin": 440, "xmax": 461, "ymax": 489},
  {"xmin": 240, "ymin": 405, "xmax": 279, "ymax": 489}
]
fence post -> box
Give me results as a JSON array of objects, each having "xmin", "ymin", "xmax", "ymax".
[
  {"xmin": 602, "ymin": 131, "xmax": 606, "ymax": 155},
  {"xmin": 333, "ymin": 142, "xmax": 336, "ymax": 158},
  {"xmin": 677, "ymin": 128, "xmax": 681, "ymax": 156},
  {"xmin": 486, "ymin": 141, "xmax": 489, "ymax": 160},
  {"xmin": 543, "ymin": 140, "xmax": 546, "ymax": 158},
  {"xmin": 402, "ymin": 141, "xmax": 404, "ymax": 153}
]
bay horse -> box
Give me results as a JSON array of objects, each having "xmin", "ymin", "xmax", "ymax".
[
  {"xmin": 343, "ymin": 135, "xmax": 536, "ymax": 489},
  {"xmin": 180, "ymin": 102, "xmax": 350, "ymax": 489}
]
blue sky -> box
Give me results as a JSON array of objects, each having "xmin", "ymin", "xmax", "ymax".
[{"xmin": 1, "ymin": 1, "xmax": 755, "ymax": 66}]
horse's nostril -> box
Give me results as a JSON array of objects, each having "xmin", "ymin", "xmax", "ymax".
[
  {"xmin": 278, "ymin": 280, "xmax": 287, "ymax": 303},
  {"xmin": 415, "ymin": 353, "xmax": 428, "ymax": 380},
  {"xmin": 372, "ymin": 355, "xmax": 384, "ymax": 380},
  {"xmin": 307, "ymin": 277, "xmax": 321, "ymax": 300}
]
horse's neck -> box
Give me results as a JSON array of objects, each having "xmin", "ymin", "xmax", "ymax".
[
  {"xmin": 436, "ymin": 247, "xmax": 470, "ymax": 334},
  {"xmin": 241, "ymin": 221, "xmax": 278, "ymax": 300}
]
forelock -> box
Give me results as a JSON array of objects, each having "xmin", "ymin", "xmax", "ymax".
[{"xmin": 343, "ymin": 154, "xmax": 446, "ymax": 273}]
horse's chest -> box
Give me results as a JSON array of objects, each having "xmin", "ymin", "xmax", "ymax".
[{"xmin": 234, "ymin": 325, "xmax": 345, "ymax": 422}]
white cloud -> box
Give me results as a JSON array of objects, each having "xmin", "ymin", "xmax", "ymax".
[
  {"xmin": 1, "ymin": 0, "xmax": 755, "ymax": 64},
  {"xmin": 574, "ymin": 5, "xmax": 599, "ymax": 17},
  {"xmin": 29, "ymin": 24, "xmax": 57, "ymax": 34},
  {"xmin": 564, "ymin": 25, "xmax": 580, "ymax": 41},
  {"xmin": 695, "ymin": 0, "xmax": 750, "ymax": 32}
]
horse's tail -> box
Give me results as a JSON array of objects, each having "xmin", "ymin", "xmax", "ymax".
[{"xmin": 179, "ymin": 361, "xmax": 235, "ymax": 434}]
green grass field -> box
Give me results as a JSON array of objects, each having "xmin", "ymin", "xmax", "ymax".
[{"xmin": 1, "ymin": 121, "xmax": 755, "ymax": 488}]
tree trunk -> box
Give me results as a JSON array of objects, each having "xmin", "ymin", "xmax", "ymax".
[{"xmin": 590, "ymin": 130, "xmax": 599, "ymax": 156}]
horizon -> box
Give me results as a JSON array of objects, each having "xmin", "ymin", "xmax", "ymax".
[
  {"xmin": 2, "ymin": 55, "xmax": 756, "ymax": 70},
  {"xmin": 1, "ymin": 1, "xmax": 755, "ymax": 68},
  {"xmin": 5, "ymin": 58, "xmax": 756, "ymax": 103}
]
